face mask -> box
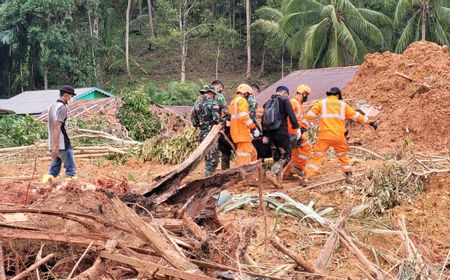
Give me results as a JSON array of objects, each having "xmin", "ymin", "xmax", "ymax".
[{"xmin": 302, "ymin": 95, "xmax": 308, "ymax": 103}]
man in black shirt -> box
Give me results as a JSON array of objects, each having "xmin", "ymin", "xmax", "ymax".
[{"xmin": 262, "ymin": 86, "xmax": 302, "ymax": 180}]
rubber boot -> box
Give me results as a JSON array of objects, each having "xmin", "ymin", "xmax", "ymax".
[
  {"xmin": 345, "ymin": 172, "xmax": 354, "ymax": 184},
  {"xmin": 64, "ymin": 175, "xmax": 78, "ymax": 182},
  {"xmin": 42, "ymin": 174, "xmax": 55, "ymax": 183},
  {"xmin": 291, "ymin": 166, "xmax": 305, "ymax": 177},
  {"xmin": 204, "ymin": 169, "xmax": 213, "ymax": 177}
]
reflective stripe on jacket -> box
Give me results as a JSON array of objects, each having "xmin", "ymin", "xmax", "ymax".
[
  {"xmin": 303, "ymin": 96, "xmax": 368, "ymax": 139},
  {"xmin": 288, "ymin": 96, "xmax": 306, "ymax": 135},
  {"xmin": 230, "ymin": 95, "xmax": 256, "ymax": 143}
]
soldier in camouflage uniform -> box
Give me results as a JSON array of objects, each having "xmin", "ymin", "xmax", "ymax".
[
  {"xmin": 248, "ymin": 83, "xmax": 260, "ymax": 124},
  {"xmin": 212, "ymin": 80, "xmax": 233, "ymax": 170},
  {"xmin": 190, "ymin": 85, "xmax": 221, "ymax": 177}
]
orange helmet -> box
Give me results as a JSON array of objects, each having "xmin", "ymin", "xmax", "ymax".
[
  {"xmin": 236, "ymin": 84, "xmax": 253, "ymax": 95},
  {"xmin": 296, "ymin": 84, "xmax": 311, "ymax": 95}
]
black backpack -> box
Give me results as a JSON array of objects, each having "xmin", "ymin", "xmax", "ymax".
[{"xmin": 262, "ymin": 96, "xmax": 283, "ymax": 131}]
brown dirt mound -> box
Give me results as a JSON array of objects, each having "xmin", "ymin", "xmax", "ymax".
[{"xmin": 344, "ymin": 41, "xmax": 450, "ymax": 152}]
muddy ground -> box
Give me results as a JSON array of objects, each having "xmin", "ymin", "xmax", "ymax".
[{"xmin": 1, "ymin": 155, "xmax": 448, "ymax": 279}]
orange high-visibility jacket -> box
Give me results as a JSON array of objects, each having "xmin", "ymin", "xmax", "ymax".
[
  {"xmin": 288, "ymin": 96, "xmax": 307, "ymax": 135},
  {"xmin": 303, "ymin": 96, "xmax": 368, "ymax": 139},
  {"xmin": 230, "ymin": 95, "xmax": 256, "ymax": 143}
]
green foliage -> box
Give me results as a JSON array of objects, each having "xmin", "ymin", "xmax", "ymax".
[
  {"xmin": 0, "ymin": 115, "xmax": 47, "ymax": 148},
  {"xmin": 394, "ymin": 0, "xmax": 450, "ymax": 53},
  {"xmin": 117, "ymin": 86, "xmax": 161, "ymax": 141},
  {"xmin": 140, "ymin": 125, "xmax": 198, "ymax": 164},
  {"xmin": 148, "ymin": 80, "xmax": 202, "ymax": 106},
  {"xmin": 282, "ymin": 0, "xmax": 392, "ymax": 68}
]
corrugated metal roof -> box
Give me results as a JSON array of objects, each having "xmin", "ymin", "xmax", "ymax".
[
  {"xmin": 36, "ymin": 97, "xmax": 117, "ymax": 121},
  {"xmin": 0, "ymin": 87, "xmax": 114, "ymax": 115},
  {"xmin": 162, "ymin": 105, "xmax": 192, "ymax": 117},
  {"xmin": 256, "ymin": 66, "xmax": 358, "ymax": 104}
]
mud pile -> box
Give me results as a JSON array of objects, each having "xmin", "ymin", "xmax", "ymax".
[{"xmin": 344, "ymin": 41, "xmax": 450, "ymax": 152}]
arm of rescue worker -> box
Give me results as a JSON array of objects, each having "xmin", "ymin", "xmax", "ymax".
[
  {"xmin": 239, "ymin": 98, "xmax": 256, "ymax": 129},
  {"xmin": 344, "ymin": 103, "xmax": 368, "ymax": 125},
  {"xmin": 216, "ymin": 93, "xmax": 229, "ymax": 115},
  {"xmin": 51, "ymin": 121, "xmax": 62, "ymax": 159},
  {"xmin": 284, "ymin": 97, "xmax": 299, "ymax": 129},
  {"xmin": 302, "ymin": 101, "xmax": 322, "ymax": 127}
]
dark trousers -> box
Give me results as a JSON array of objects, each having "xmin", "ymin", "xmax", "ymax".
[
  {"xmin": 218, "ymin": 134, "xmax": 233, "ymax": 170},
  {"xmin": 268, "ymin": 133, "xmax": 291, "ymax": 169}
]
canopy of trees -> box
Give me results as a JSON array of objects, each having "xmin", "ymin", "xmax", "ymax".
[{"xmin": 0, "ymin": 0, "xmax": 449, "ymax": 99}]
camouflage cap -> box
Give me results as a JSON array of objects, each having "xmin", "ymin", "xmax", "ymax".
[{"xmin": 199, "ymin": 84, "xmax": 217, "ymax": 95}]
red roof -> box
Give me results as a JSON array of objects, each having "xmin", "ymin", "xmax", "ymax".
[
  {"xmin": 36, "ymin": 98, "xmax": 117, "ymax": 121},
  {"xmin": 256, "ymin": 66, "xmax": 358, "ymax": 104}
]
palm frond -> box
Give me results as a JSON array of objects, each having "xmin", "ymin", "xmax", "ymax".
[
  {"xmin": 395, "ymin": 11, "xmax": 419, "ymax": 53},
  {"xmin": 435, "ymin": 6, "xmax": 450, "ymax": 27},
  {"xmin": 395, "ymin": 0, "xmax": 419, "ymax": 24},
  {"xmin": 431, "ymin": 17, "xmax": 450, "ymax": 46},
  {"xmin": 357, "ymin": 8, "xmax": 392, "ymax": 27},
  {"xmin": 301, "ymin": 18, "xmax": 330, "ymax": 68},
  {"xmin": 326, "ymin": 28, "xmax": 342, "ymax": 67},
  {"xmin": 256, "ymin": 7, "xmax": 283, "ymax": 22}
]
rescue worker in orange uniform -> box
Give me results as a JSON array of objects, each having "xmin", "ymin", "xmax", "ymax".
[
  {"xmin": 303, "ymin": 87, "xmax": 377, "ymax": 183},
  {"xmin": 284, "ymin": 85, "xmax": 312, "ymax": 178},
  {"xmin": 229, "ymin": 84, "xmax": 259, "ymax": 165}
]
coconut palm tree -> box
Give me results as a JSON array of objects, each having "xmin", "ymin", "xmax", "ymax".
[
  {"xmin": 252, "ymin": 0, "xmax": 290, "ymax": 77},
  {"xmin": 395, "ymin": 0, "xmax": 450, "ymax": 53},
  {"xmin": 282, "ymin": 0, "xmax": 392, "ymax": 68}
]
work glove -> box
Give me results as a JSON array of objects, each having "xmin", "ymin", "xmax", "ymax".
[
  {"xmin": 251, "ymin": 128, "xmax": 261, "ymax": 138},
  {"xmin": 296, "ymin": 128, "xmax": 302, "ymax": 140},
  {"xmin": 369, "ymin": 121, "xmax": 378, "ymax": 130}
]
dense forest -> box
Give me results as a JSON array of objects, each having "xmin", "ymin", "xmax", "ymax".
[{"xmin": 0, "ymin": 0, "xmax": 449, "ymax": 100}]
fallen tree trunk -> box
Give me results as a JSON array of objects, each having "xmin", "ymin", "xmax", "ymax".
[
  {"xmin": 158, "ymin": 161, "xmax": 258, "ymax": 207},
  {"xmin": 143, "ymin": 124, "xmax": 223, "ymax": 197},
  {"xmin": 111, "ymin": 197, "xmax": 203, "ymax": 274}
]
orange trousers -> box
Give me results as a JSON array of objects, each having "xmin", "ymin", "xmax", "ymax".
[
  {"xmin": 285, "ymin": 134, "xmax": 312, "ymax": 172},
  {"xmin": 305, "ymin": 138, "xmax": 352, "ymax": 177},
  {"xmin": 235, "ymin": 142, "xmax": 257, "ymax": 166}
]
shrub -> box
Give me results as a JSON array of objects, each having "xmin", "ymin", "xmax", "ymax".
[
  {"xmin": 148, "ymin": 80, "xmax": 204, "ymax": 106},
  {"xmin": 116, "ymin": 86, "xmax": 161, "ymax": 141},
  {"xmin": 0, "ymin": 115, "xmax": 47, "ymax": 148}
]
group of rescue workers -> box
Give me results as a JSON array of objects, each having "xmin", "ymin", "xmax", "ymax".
[{"xmin": 190, "ymin": 80, "xmax": 378, "ymax": 185}]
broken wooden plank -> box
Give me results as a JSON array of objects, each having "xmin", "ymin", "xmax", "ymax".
[
  {"xmin": 182, "ymin": 214, "xmax": 207, "ymax": 242},
  {"xmin": 10, "ymin": 253, "xmax": 54, "ymax": 280},
  {"xmin": 99, "ymin": 251, "xmax": 216, "ymax": 280},
  {"xmin": 143, "ymin": 124, "xmax": 223, "ymax": 197},
  {"xmin": 111, "ymin": 197, "xmax": 202, "ymax": 274},
  {"xmin": 270, "ymin": 236, "xmax": 318, "ymax": 274},
  {"xmin": 0, "ymin": 230, "xmax": 106, "ymax": 246},
  {"xmin": 394, "ymin": 71, "xmax": 413, "ymax": 81},
  {"xmin": 315, "ymin": 206, "xmax": 352, "ymax": 272}
]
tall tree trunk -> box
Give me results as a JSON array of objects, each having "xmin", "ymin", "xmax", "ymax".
[
  {"xmin": 179, "ymin": 3, "xmax": 187, "ymax": 82},
  {"xmin": 257, "ymin": 46, "xmax": 266, "ymax": 77},
  {"xmin": 44, "ymin": 66, "xmax": 48, "ymax": 90},
  {"xmin": 281, "ymin": 43, "xmax": 285, "ymax": 78},
  {"xmin": 229, "ymin": 0, "xmax": 235, "ymax": 29},
  {"xmin": 28, "ymin": 40, "xmax": 40, "ymax": 90},
  {"xmin": 245, "ymin": 0, "xmax": 251, "ymax": 80},
  {"xmin": 421, "ymin": 7, "xmax": 427, "ymax": 40},
  {"xmin": 125, "ymin": 0, "xmax": 133, "ymax": 81},
  {"xmin": 212, "ymin": 0, "xmax": 217, "ymax": 17},
  {"xmin": 215, "ymin": 43, "xmax": 221, "ymax": 80},
  {"xmin": 147, "ymin": 0, "xmax": 155, "ymax": 39},
  {"xmin": 290, "ymin": 53, "xmax": 293, "ymax": 73}
]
